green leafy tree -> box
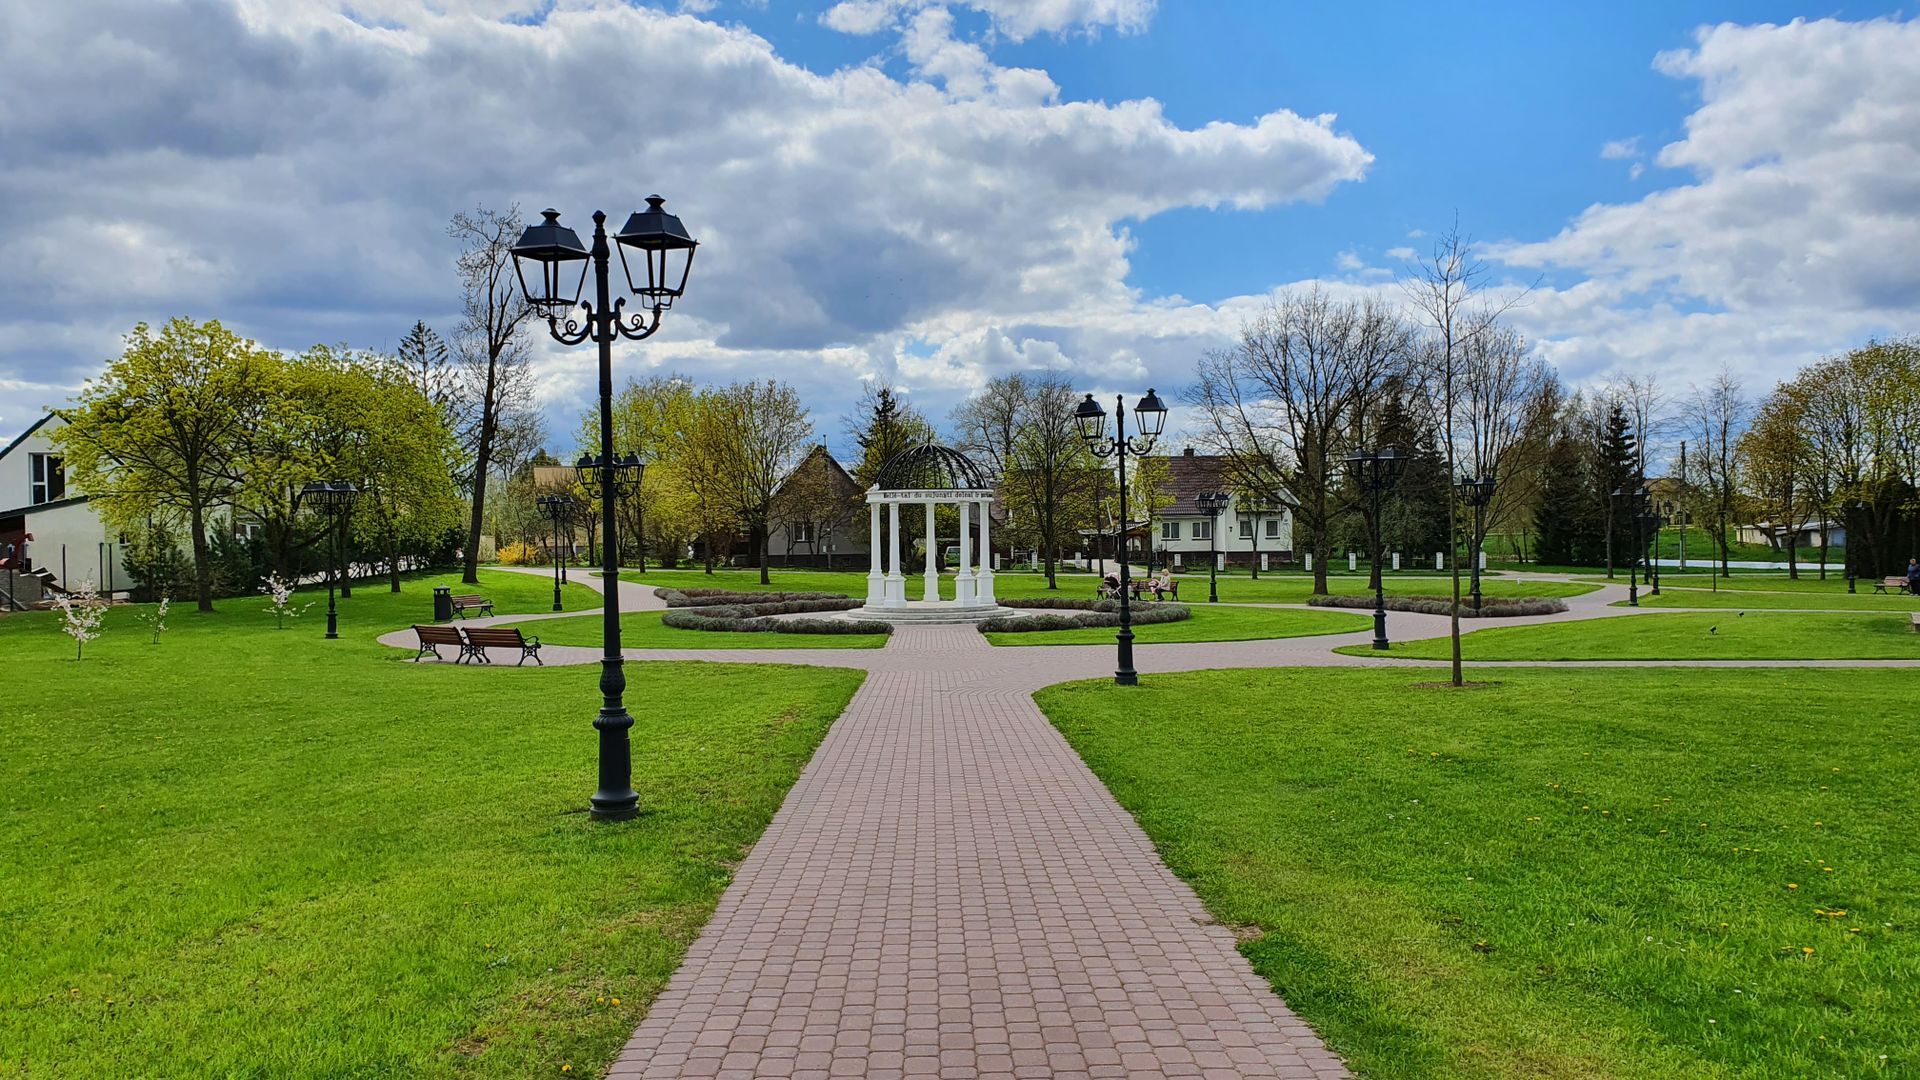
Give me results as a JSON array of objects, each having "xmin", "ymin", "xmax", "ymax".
[{"xmin": 55, "ymin": 318, "xmax": 274, "ymax": 611}]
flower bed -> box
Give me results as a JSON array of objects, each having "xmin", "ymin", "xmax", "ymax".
[
  {"xmin": 980, "ymin": 598, "xmax": 1192, "ymax": 633},
  {"xmin": 1306, "ymin": 594, "xmax": 1567, "ymax": 617},
  {"xmin": 652, "ymin": 588, "xmax": 890, "ymax": 635}
]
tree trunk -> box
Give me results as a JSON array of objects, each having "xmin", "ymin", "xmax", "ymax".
[
  {"xmin": 339, "ymin": 510, "xmax": 353, "ymax": 598},
  {"xmin": 758, "ymin": 524, "xmax": 770, "ymax": 585},
  {"xmin": 387, "ymin": 522, "xmax": 402, "ymax": 593},
  {"xmin": 188, "ymin": 497, "xmax": 214, "ymax": 613},
  {"xmin": 462, "ymin": 435, "xmax": 494, "ymax": 585}
]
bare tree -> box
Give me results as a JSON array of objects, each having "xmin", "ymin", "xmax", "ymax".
[
  {"xmin": 955, "ymin": 373, "xmax": 1085, "ymax": 588},
  {"xmin": 1403, "ymin": 224, "xmax": 1525, "ymax": 687},
  {"xmin": 450, "ymin": 206, "xmax": 537, "ymax": 584},
  {"xmin": 1187, "ymin": 287, "xmax": 1412, "ymax": 596},
  {"xmin": 1457, "ymin": 318, "xmax": 1557, "ymax": 575},
  {"xmin": 1684, "ymin": 369, "xmax": 1748, "ymax": 582}
]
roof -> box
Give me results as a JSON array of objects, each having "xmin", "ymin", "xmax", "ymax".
[
  {"xmin": 1161, "ymin": 452, "xmax": 1230, "ymax": 516},
  {"xmin": 874, "ymin": 443, "xmax": 987, "ymax": 491},
  {"xmin": 0, "ymin": 494, "xmax": 90, "ymax": 519},
  {"xmin": 0, "ymin": 413, "xmax": 56, "ymax": 466}
]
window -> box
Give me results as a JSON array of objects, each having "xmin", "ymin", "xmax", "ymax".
[
  {"xmin": 1265, "ymin": 518, "xmax": 1281, "ymax": 539},
  {"xmin": 1193, "ymin": 520, "xmax": 1212, "ymax": 541},
  {"xmin": 1238, "ymin": 518, "xmax": 1253, "ymax": 539},
  {"xmin": 29, "ymin": 454, "xmax": 65, "ymax": 505},
  {"xmin": 792, "ymin": 522, "xmax": 815, "ymax": 543},
  {"xmin": 1161, "ymin": 521, "xmax": 1180, "ymax": 540}
]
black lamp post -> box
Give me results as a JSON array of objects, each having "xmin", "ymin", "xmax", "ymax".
[
  {"xmin": 1345, "ymin": 448, "xmax": 1405, "ymax": 649},
  {"xmin": 536, "ymin": 493, "xmax": 573, "ymax": 612},
  {"xmin": 298, "ymin": 480, "xmax": 360, "ymax": 639},
  {"xmin": 1075, "ymin": 389, "xmax": 1170, "ymax": 686},
  {"xmin": 511, "ymin": 198, "xmax": 696, "ymax": 823},
  {"xmin": 1639, "ymin": 504, "xmax": 1663, "ymax": 596},
  {"xmin": 1843, "ymin": 499, "xmax": 1867, "ymax": 592},
  {"xmin": 1611, "ymin": 486, "xmax": 1651, "ymax": 606},
  {"xmin": 1197, "ymin": 490, "xmax": 1227, "ymax": 602},
  {"xmin": 1454, "ymin": 474, "xmax": 1496, "ymax": 611}
]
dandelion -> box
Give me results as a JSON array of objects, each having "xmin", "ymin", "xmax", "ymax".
[
  {"xmin": 1802, "ymin": 947, "xmax": 1815, "ymax": 956},
  {"xmin": 611, "ymin": 997, "xmax": 621, "ymax": 1006},
  {"xmin": 1788, "ymin": 883, "xmax": 1798, "ymax": 890}
]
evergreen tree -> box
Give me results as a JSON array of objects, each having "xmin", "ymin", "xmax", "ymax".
[
  {"xmin": 1373, "ymin": 383, "xmax": 1449, "ymax": 563},
  {"xmin": 1589, "ymin": 401, "xmax": 1640, "ymax": 573},
  {"xmin": 1533, "ymin": 430, "xmax": 1591, "ymax": 566},
  {"xmin": 846, "ymin": 381, "xmax": 933, "ymax": 489}
]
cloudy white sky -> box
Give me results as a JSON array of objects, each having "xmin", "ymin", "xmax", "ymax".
[{"xmin": 2, "ymin": 1, "xmax": 1915, "ymax": 458}]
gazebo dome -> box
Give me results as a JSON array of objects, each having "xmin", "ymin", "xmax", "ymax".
[{"xmin": 873, "ymin": 443, "xmax": 988, "ymax": 491}]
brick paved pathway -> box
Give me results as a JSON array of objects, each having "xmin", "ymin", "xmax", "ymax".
[
  {"xmin": 371, "ymin": 569, "xmax": 1918, "ymax": 1078},
  {"xmin": 607, "ymin": 621, "xmax": 1349, "ymax": 1079}
]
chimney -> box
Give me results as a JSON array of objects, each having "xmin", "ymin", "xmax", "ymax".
[{"xmin": 1183, "ymin": 447, "xmax": 1195, "ymax": 457}]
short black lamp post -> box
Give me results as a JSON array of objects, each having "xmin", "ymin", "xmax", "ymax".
[
  {"xmin": 511, "ymin": 197, "xmax": 696, "ymax": 822},
  {"xmin": 536, "ymin": 493, "xmax": 573, "ymax": 612},
  {"xmin": 1611, "ymin": 486, "xmax": 1652, "ymax": 606},
  {"xmin": 1454, "ymin": 474, "xmax": 1496, "ymax": 611},
  {"xmin": 298, "ymin": 480, "xmax": 360, "ymax": 639},
  {"xmin": 1074, "ymin": 389, "xmax": 1170, "ymax": 686},
  {"xmin": 1344, "ymin": 448, "xmax": 1405, "ymax": 650},
  {"xmin": 1842, "ymin": 499, "xmax": 1868, "ymax": 592},
  {"xmin": 1197, "ymin": 490, "xmax": 1227, "ymax": 603},
  {"xmin": 1638, "ymin": 505, "xmax": 1663, "ymax": 595}
]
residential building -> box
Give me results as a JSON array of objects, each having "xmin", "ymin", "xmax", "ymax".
[
  {"xmin": 1150, "ymin": 448, "xmax": 1294, "ymax": 571},
  {"xmin": 763, "ymin": 445, "xmax": 871, "ymax": 568},
  {"xmin": 0, "ymin": 413, "xmax": 117, "ymax": 593}
]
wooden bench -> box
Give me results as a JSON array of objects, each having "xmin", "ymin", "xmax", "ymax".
[
  {"xmin": 460, "ymin": 626, "xmax": 543, "ymax": 666},
  {"xmin": 412, "ymin": 624, "xmax": 466, "ymax": 662},
  {"xmin": 1131, "ymin": 579, "xmax": 1178, "ymax": 601},
  {"xmin": 1872, "ymin": 577, "xmax": 1911, "ymax": 595},
  {"xmin": 449, "ymin": 594, "xmax": 494, "ymax": 618}
]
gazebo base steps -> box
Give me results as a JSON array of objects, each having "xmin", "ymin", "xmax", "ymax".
[{"xmin": 852, "ymin": 603, "xmax": 1015, "ymax": 624}]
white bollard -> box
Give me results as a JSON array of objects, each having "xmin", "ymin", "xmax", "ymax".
[
  {"xmin": 1259, "ymin": 552, "xmax": 1269, "ymax": 572},
  {"xmin": 1348, "ymin": 552, "xmax": 1357, "ymax": 572},
  {"xmin": 1304, "ymin": 552, "xmax": 1314, "ymax": 571},
  {"xmin": 1216, "ymin": 552, "xmax": 1225, "ymax": 571},
  {"xmin": 993, "ymin": 553, "xmax": 1002, "ymax": 570},
  {"xmin": 1435, "ymin": 552, "xmax": 1445, "ymax": 571},
  {"xmin": 1392, "ymin": 552, "xmax": 1401, "ymax": 571},
  {"xmin": 1479, "ymin": 550, "xmax": 1487, "ymax": 570},
  {"xmin": 1174, "ymin": 552, "xmax": 1183, "ymax": 568}
]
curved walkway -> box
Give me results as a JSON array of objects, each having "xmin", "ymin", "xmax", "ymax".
[{"xmin": 377, "ymin": 570, "xmax": 1916, "ymax": 1079}]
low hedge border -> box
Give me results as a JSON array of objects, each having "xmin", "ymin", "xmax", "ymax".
[
  {"xmin": 651, "ymin": 587, "xmax": 888, "ymax": 636},
  {"xmin": 981, "ymin": 598, "xmax": 1192, "ymax": 633},
  {"xmin": 655, "ymin": 588, "xmax": 851, "ymax": 608},
  {"xmin": 1306, "ymin": 594, "xmax": 1567, "ymax": 617}
]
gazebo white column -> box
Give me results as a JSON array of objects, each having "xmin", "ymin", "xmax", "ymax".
[
  {"xmin": 922, "ymin": 500, "xmax": 939, "ymax": 601},
  {"xmin": 955, "ymin": 500, "xmax": 976, "ymax": 604},
  {"xmin": 976, "ymin": 498, "xmax": 995, "ymax": 603},
  {"xmin": 885, "ymin": 502, "xmax": 904, "ymax": 605},
  {"xmin": 866, "ymin": 501, "xmax": 883, "ymax": 606}
]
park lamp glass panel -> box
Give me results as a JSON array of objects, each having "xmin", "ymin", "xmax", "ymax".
[
  {"xmin": 574, "ymin": 453, "xmax": 599, "ymax": 489},
  {"xmin": 1074, "ymin": 394, "xmax": 1109, "ymax": 446},
  {"xmin": 510, "ymin": 210, "xmax": 590, "ymax": 317},
  {"xmin": 614, "ymin": 196, "xmax": 698, "ymax": 310},
  {"xmin": 1132, "ymin": 388, "xmax": 1169, "ymax": 439},
  {"xmin": 616, "ymin": 453, "xmax": 647, "ymax": 495},
  {"xmin": 1375, "ymin": 446, "xmax": 1405, "ymax": 486}
]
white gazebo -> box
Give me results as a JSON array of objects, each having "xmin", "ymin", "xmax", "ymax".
[{"xmin": 855, "ymin": 444, "xmax": 1010, "ymax": 623}]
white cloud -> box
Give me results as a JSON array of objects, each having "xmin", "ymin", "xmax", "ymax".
[
  {"xmin": 1494, "ymin": 16, "xmax": 1920, "ymax": 392},
  {"xmin": 1334, "ymin": 250, "xmax": 1366, "ymax": 271},
  {"xmin": 0, "ymin": 0, "xmax": 1365, "ymax": 445},
  {"xmin": 1599, "ymin": 136, "xmax": 1641, "ymax": 160},
  {"xmin": 823, "ymin": 0, "xmax": 1155, "ymax": 41},
  {"xmin": 1384, "ymin": 246, "xmax": 1415, "ymax": 261}
]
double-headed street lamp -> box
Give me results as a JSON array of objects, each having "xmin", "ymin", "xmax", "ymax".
[
  {"xmin": 510, "ymin": 197, "xmax": 696, "ymax": 823},
  {"xmin": 1638, "ymin": 504, "xmax": 1663, "ymax": 596},
  {"xmin": 1843, "ymin": 498, "xmax": 1868, "ymax": 592},
  {"xmin": 1454, "ymin": 475, "xmax": 1496, "ymax": 611},
  {"xmin": 1344, "ymin": 448, "xmax": 1405, "ymax": 650},
  {"xmin": 1611, "ymin": 486, "xmax": 1652, "ymax": 606},
  {"xmin": 536, "ymin": 493, "xmax": 574, "ymax": 612},
  {"xmin": 1074, "ymin": 389, "xmax": 1170, "ymax": 686},
  {"xmin": 1196, "ymin": 491, "xmax": 1227, "ymax": 602},
  {"xmin": 298, "ymin": 480, "xmax": 360, "ymax": 640}
]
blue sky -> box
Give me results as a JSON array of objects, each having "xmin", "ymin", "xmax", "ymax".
[{"xmin": 2, "ymin": 1, "xmax": 1916, "ymax": 459}]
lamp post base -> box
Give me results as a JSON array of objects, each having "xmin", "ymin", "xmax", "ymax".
[
  {"xmin": 590, "ymin": 707, "xmax": 640, "ymax": 822},
  {"xmin": 1372, "ymin": 602, "xmax": 1389, "ymax": 650},
  {"xmin": 1114, "ymin": 626, "xmax": 1138, "ymax": 685}
]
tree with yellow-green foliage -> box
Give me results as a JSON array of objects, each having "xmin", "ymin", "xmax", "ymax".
[{"xmin": 56, "ymin": 318, "xmax": 275, "ymax": 612}]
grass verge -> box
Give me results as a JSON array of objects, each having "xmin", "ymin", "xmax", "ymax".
[
  {"xmin": 0, "ymin": 569, "xmax": 864, "ymax": 1076},
  {"xmin": 986, "ymin": 602, "xmax": 1369, "ymax": 646},
  {"xmin": 516, "ymin": 609, "xmax": 889, "ymax": 650},
  {"xmin": 1038, "ymin": 667, "xmax": 1919, "ymax": 1079},
  {"xmin": 1340, "ymin": 612, "xmax": 1920, "ymax": 661}
]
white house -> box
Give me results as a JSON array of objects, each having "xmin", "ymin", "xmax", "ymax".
[
  {"xmin": 0, "ymin": 413, "xmax": 118, "ymax": 593},
  {"xmin": 1150, "ymin": 448, "xmax": 1295, "ymax": 571}
]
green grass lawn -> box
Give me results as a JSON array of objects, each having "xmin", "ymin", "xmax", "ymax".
[
  {"xmin": 1039, "ymin": 667, "xmax": 1920, "ymax": 1079},
  {"xmin": 0, "ymin": 569, "xmax": 864, "ymax": 1077},
  {"xmin": 1345, "ymin": 612, "xmax": 1920, "ymax": 661},
  {"xmin": 513, "ymin": 609, "xmax": 889, "ymax": 650},
  {"xmin": 1123, "ymin": 573, "xmax": 1596, "ymax": 606},
  {"xmin": 985, "ymin": 602, "xmax": 1370, "ymax": 646},
  {"xmin": 1629, "ymin": 579, "xmax": 1920, "ymax": 612}
]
